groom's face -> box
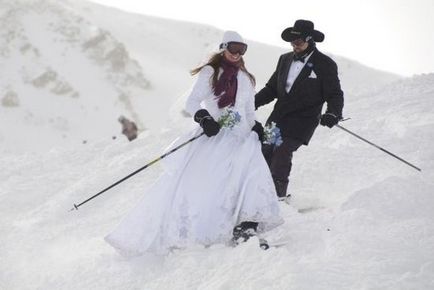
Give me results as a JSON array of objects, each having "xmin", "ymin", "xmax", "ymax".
[{"xmin": 291, "ymin": 39, "xmax": 309, "ymax": 54}]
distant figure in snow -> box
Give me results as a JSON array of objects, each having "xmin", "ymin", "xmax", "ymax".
[
  {"xmin": 118, "ymin": 115, "xmax": 138, "ymax": 141},
  {"xmin": 255, "ymin": 20, "xmax": 344, "ymax": 202},
  {"xmin": 105, "ymin": 31, "xmax": 282, "ymax": 256}
]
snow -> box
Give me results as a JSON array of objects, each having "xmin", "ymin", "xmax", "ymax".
[{"xmin": 1, "ymin": 0, "xmax": 434, "ymax": 289}]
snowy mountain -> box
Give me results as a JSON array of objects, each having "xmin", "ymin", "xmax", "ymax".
[
  {"xmin": 0, "ymin": 0, "xmax": 400, "ymax": 153},
  {"xmin": 0, "ymin": 0, "xmax": 155, "ymax": 152},
  {"xmin": 1, "ymin": 1, "xmax": 433, "ymax": 289}
]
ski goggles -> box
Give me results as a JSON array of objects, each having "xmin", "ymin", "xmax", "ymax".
[
  {"xmin": 290, "ymin": 38, "xmax": 306, "ymax": 47},
  {"xmin": 225, "ymin": 42, "xmax": 248, "ymax": 55}
]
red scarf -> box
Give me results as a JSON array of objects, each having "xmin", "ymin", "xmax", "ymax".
[{"xmin": 214, "ymin": 58, "xmax": 240, "ymax": 108}]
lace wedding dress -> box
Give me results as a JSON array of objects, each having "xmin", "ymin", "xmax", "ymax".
[{"xmin": 105, "ymin": 66, "xmax": 283, "ymax": 256}]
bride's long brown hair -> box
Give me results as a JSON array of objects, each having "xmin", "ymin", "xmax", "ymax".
[{"xmin": 190, "ymin": 53, "xmax": 255, "ymax": 91}]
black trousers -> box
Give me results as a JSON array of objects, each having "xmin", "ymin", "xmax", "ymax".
[{"xmin": 262, "ymin": 137, "xmax": 304, "ymax": 197}]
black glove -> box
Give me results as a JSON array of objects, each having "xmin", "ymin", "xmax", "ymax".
[
  {"xmin": 251, "ymin": 121, "xmax": 265, "ymax": 142},
  {"xmin": 320, "ymin": 113, "xmax": 340, "ymax": 128},
  {"xmin": 194, "ymin": 109, "xmax": 220, "ymax": 137}
]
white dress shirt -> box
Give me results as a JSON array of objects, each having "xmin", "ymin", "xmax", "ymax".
[{"xmin": 285, "ymin": 51, "xmax": 314, "ymax": 93}]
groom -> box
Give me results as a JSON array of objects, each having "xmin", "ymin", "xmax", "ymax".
[{"xmin": 255, "ymin": 19, "xmax": 344, "ymax": 201}]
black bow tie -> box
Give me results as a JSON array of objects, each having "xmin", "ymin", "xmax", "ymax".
[{"xmin": 293, "ymin": 54, "xmax": 305, "ymax": 63}]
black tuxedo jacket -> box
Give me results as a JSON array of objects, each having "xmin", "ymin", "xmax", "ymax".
[{"xmin": 255, "ymin": 48, "xmax": 344, "ymax": 145}]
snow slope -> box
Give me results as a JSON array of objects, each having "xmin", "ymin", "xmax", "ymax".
[{"xmin": 1, "ymin": 71, "xmax": 433, "ymax": 289}]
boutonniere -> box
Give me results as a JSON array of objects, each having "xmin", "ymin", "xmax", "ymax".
[{"xmin": 306, "ymin": 62, "xmax": 314, "ymax": 68}]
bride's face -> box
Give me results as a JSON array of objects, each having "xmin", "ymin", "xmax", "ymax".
[{"xmin": 223, "ymin": 50, "xmax": 242, "ymax": 63}]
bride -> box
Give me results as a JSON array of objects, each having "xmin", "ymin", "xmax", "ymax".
[{"xmin": 105, "ymin": 31, "xmax": 283, "ymax": 256}]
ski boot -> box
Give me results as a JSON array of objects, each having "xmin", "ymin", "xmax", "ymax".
[
  {"xmin": 231, "ymin": 221, "xmax": 258, "ymax": 245},
  {"xmin": 278, "ymin": 194, "xmax": 291, "ymax": 204}
]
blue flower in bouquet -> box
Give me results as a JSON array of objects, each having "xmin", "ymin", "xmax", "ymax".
[
  {"xmin": 217, "ymin": 107, "xmax": 242, "ymax": 129},
  {"xmin": 263, "ymin": 122, "xmax": 283, "ymax": 146}
]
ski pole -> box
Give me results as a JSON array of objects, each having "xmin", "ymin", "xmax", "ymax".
[
  {"xmin": 70, "ymin": 132, "xmax": 205, "ymax": 211},
  {"xmin": 335, "ymin": 124, "xmax": 421, "ymax": 172}
]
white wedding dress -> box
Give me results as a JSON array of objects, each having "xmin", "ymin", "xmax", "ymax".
[{"xmin": 105, "ymin": 66, "xmax": 283, "ymax": 256}]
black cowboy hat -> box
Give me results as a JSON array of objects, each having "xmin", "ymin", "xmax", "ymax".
[{"xmin": 281, "ymin": 19, "xmax": 325, "ymax": 43}]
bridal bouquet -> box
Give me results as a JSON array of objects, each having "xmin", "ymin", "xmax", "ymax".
[
  {"xmin": 263, "ymin": 122, "xmax": 283, "ymax": 146},
  {"xmin": 218, "ymin": 107, "xmax": 241, "ymax": 129}
]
